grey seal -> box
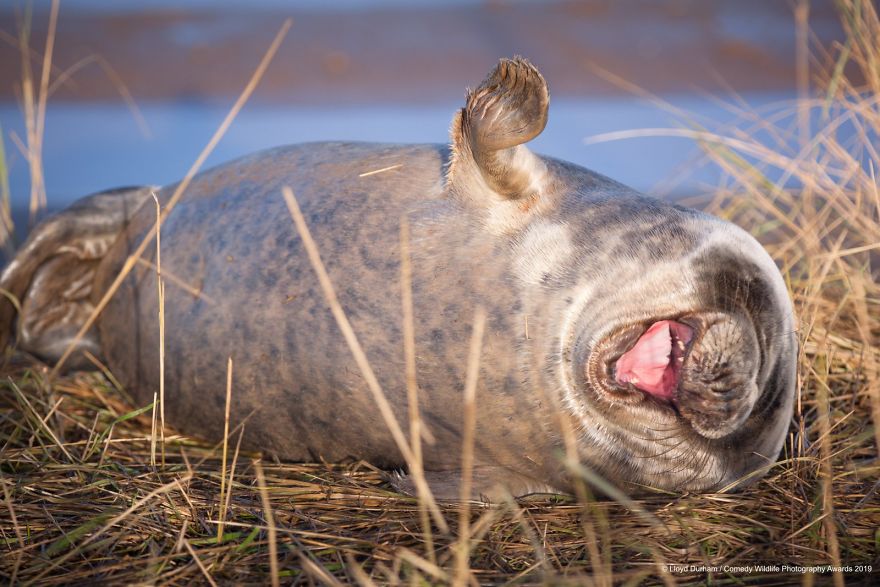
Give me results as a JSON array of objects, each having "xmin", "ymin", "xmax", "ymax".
[{"xmin": 0, "ymin": 58, "xmax": 797, "ymax": 498}]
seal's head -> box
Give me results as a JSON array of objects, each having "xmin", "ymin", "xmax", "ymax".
[
  {"xmin": 568, "ymin": 218, "xmax": 797, "ymax": 493},
  {"xmin": 448, "ymin": 57, "xmax": 797, "ymax": 493}
]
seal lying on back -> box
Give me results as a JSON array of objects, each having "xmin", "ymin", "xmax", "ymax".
[{"xmin": 0, "ymin": 58, "xmax": 796, "ymax": 498}]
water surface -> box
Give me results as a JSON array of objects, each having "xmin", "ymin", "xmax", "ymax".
[{"xmin": 1, "ymin": 92, "xmax": 801, "ymax": 232}]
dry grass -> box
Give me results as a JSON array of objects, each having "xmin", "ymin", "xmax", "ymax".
[
  {"xmin": 2, "ymin": 362, "xmax": 876, "ymax": 585},
  {"xmin": 1, "ymin": 2, "xmax": 879, "ymax": 585}
]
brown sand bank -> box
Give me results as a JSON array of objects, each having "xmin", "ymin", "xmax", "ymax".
[{"xmin": 0, "ymin": 0, "xmax": 848, "ymax": 105}]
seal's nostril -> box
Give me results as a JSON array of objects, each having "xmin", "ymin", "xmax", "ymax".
[{"xmin": 675, "ymin": 312, "xmax": 763, "ymax": 439}]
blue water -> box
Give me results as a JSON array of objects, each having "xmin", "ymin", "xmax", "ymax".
[{"xmin": 0, "ymin": 93, "xmax": 800, "ymax": 232}]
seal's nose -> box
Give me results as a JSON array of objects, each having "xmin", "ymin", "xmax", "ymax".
[{"xmin": 676, "ymin": 312, "xmax": 761, "ymax": 439}]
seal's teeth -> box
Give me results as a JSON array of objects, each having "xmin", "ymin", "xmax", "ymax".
[{"xmin": 676, "ymin": 340, "xmax": 686, "ymax": 351}]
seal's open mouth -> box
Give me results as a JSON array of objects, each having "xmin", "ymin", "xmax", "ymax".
[{"xmin": 613, "ymin": 320, "xmax": 694, "ymax": 401}]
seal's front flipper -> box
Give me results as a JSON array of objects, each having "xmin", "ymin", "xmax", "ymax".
[
  {"xmin": 390, "ymin": 466, "xmax": 559, "ymax": 501},
  {"xmin": 449, "ymin": 57, "xmax": 550, "ymax": 207},
  {"xmin": 0, "ymin": 186, "xmax": 154, "ymax": 369}
]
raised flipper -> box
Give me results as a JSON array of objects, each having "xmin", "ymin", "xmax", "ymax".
[
  {"xmin": 0, "ymin": 186, "xmax": 154, "ymax": 369},
  {"xmin": 448, "ymin": 57, "xmax": 551, "ymax": 221}
]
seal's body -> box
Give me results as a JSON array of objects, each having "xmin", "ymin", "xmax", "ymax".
[{"xmin": 0, "ymin": 59, "xmax": 797, "ymax": 497}]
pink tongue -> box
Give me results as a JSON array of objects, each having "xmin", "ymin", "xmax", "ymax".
[{"xmin": 615, "ymin": 320, "xmax": 678, "ymax": 400}]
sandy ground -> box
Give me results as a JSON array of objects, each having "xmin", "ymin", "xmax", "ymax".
[{"xmin": 0, "ymin": 0, "xmax": 848, "ymax": 105}]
